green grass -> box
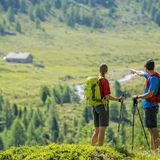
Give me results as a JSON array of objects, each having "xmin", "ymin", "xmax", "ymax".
[
  {"xmin": 0, "ymin": 18, "xmax": 160, "ymax": 105},
  {"xmin": 0, "ymin": 144, "xmax": 123, "ymax": 160},
  {"xmin": 0, "ymin": 143, "xmax": 160, "ymax": 160}
]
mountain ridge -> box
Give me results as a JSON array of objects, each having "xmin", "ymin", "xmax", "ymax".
[{"xmin": 0, "ymin": 0, "xmax": 160, "ymax": 35}]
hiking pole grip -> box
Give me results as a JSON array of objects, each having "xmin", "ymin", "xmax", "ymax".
[{"xmin": 132, "ymin": 98, "xmax": 138, "ymax": 114}]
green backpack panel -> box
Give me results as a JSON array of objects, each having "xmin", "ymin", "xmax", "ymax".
[{"xmin": 84, "ymin": 76, "xmax": 103, "ymax": 107}]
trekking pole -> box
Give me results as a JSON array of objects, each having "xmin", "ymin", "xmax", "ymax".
[
  {"xmin": 137, "ymin": 107, "xmax": 150, "ymax": 150},
  {"xmin": 131, "ymin": 98, "xmax": 137, "ymax": 151},
  {"xmin": 132, "ymin": 99, "xmax": 150, "ymax": 151},
  {"xmin": 117, "ymin": 94, "xmax": 125, "ymax": 133}
]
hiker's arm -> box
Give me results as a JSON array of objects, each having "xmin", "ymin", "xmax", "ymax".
[
  {"xmin": 133, "ymin": 90, "xmax": 154, "ymax": 99},
  {"xmin": 135, "ymin": 77, "xmax": 157, "ymax": 99},
  {"xmin": 130, "ymin": 69, "xmax": 144, "ymax": 77},
  {"xmin": 105, "ymin": 94, "xmax": 124, "ymax": 102}
]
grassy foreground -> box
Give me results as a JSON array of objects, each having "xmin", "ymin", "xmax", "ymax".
[{"xmin": 0, "ymin": 143, "xmax": 159, "ymax": 160}]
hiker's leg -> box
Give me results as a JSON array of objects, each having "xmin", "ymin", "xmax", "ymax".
[
  {"xmin": 93, "ymin": 105, "xmax": 109, "ymax": 146},
  {"xmin": 91, "ymin": 127, "xmax": 99, "ymax": 146},
  {"xmin": 152, "ymin": 128, "xmax": 159, "ymax": 150},
  {"xmin": 92, "ymin": 106, "xmax": 99, "ymax": 146},
  {"xmin": 151, "ymin": 108, "xmax": 159, "ymax": 150},
  {"xmin": 147, "ymin": 107, "xmax": 159, "ymax": 150},
  {"xmin": 98, "ymin": 127, "xmax": 106, "ymax": 146},
  {"xmin": 148, "ymin": 128, "xmax": 154, "ymax": 150},
  {"xmin": 145, "ymin": 107, "xmax": 159, "ymax": 150}
]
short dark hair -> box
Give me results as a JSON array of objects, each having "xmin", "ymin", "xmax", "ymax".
[
  {"xmin": 144, "ymin": 59, "xmax": 155, "ymax": 70},
  {"xmin": 99, "ymin": 63, "xmax": 108, "ymax": 73}
]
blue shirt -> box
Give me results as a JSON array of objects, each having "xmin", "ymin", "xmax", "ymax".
[{"xmin": 142, "ymin": 73, "xmax": 159, "ymax": 108}]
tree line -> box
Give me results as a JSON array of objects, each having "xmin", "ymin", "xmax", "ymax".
[
  {"xmin": 0, "ymin": 0, "xmax": 118, "ymax": 35},
  {"xmin": 0, "ymin": 81, "xmax": 148, "ymax": 150},
  {"xmin": 0, "ymin": 84, "xmax": 82, "ymax": 149},
  {"xmin": 141, "ymin": 0, "xmax": 160, "ymax": 26},
  {"xmin": 1, "ymin": 0, "xmax": 160, "ymax": 35},
  {"xmin": 0, "ymin": 82, "xmax": 126, "ymax": 150}
]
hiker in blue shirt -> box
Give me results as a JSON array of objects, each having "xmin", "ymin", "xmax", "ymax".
[{"xmin": 131, "ymin": 59, "xmax": 159, "ymax": 150}]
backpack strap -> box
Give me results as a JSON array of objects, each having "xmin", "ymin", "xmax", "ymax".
[
  {"xmin": 98, "ymin": 76, "xmax": 109, "ymax": 105},
  {"xmin": 145, "ymin": 73, "xmax": 160, "ymax": 88},
  {"xmin": 146, "ymin": 73, "xmax": 160, "ymax": 107}
]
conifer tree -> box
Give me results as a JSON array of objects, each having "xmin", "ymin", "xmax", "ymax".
[
  {"xmin": 0, "ymin": 24, "xmax": 4, "ymax": 35},
  {"xmin": 40, "ymin": 86, "xmax": 50, "ymax": 104},
  {"xmin": 26, "ymin": 120, "xmax": 36, "ymax": 145},
  {"xmin": 20, "ymin": 0, "xmax": 27, "ymax": 13},
  {"xmin": 35, "ymin": 4, "xmax": 45, "ymax": 21},
  {"xmin": 7, "ymin": 7, "xmax": 15, "ymax": 23},
  {"xmin": 47, "ymin": 107, "xmax": 59, "ymax": 142},
  {"xmin": 16, "ymin": 22, "xmax": 22, "ymax": 33},
  {"xmin": 3, "ymin": 101, "xmax": 14, "ymax": 129},
  {"xmin": 32, "ymin": 109, "xmax": 43, "ymax": 128},
  {"xmin": 9, "ymin": 118, "xmax": 26, "ymax": 147},
  {"xmin": 12, "ymin": 104, "xmax": 19, "ymax": 117},
  {"xmin": 55, "ymin": 0, "xmax": 62, "ymax": 9},
  {"xmin": 0, "ymin": 136, "xmax": 4, "ymax": 150}
]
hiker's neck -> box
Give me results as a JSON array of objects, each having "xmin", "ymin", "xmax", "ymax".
[
  {"xmin": 148, "ymin": 70, "xmax": 155, "ymax": 75},
  {"xmin": 100, "ymin": 73, "xmax": 106, "ymax": 77}
]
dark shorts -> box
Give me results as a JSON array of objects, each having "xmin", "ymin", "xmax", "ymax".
[
  {"xmin": 92, "ymin": 104, "xmax": 109, "ymax": 127},
  {"xmin": 144, "ymin": 107, "xmax": 159, "ymax": 128}
]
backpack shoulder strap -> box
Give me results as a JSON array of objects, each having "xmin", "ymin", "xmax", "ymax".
[
  {"xmin": 146, "ymin": 77, "xmax": 150, "ymax": 88},
  {"xmin": 146, "ymin": 73, "xmax": 160, "ymax": 87}
]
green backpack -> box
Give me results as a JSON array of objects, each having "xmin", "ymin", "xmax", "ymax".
[{"xmin": 84, "ymin": 76, "xmax": 107, "ymax": 107}]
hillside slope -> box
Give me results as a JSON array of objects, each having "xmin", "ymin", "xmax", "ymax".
[{"xmin": 0, "ymin": 0, "xmax": 160, "ymax": 35}]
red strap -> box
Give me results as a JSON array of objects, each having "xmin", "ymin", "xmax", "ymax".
[
  {"xmin": 145, "ymin": 72, "xmax": 160, "ymax": 88},
  {"xmin": 146, "ymin": 72, "xmax": 160, "ymax": 104},
  {"xmin": 145, "ymin": 78, "xmax": 150, "ymax": 88}
]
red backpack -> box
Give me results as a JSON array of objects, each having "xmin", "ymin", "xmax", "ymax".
[{"xmin": 146, "ymin": 72, "xmax": 160, "ymax": 103}]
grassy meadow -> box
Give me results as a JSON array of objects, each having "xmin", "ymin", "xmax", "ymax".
[
  {"xmin": 1, "ymin": 1, "xmax": 160, "ymax": 158},
  {"xmin": 0, "ymin": 20, "xmax": 160, "ymax": 106}
]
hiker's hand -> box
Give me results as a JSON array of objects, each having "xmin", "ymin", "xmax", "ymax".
[
  {"xmin": 119, "ymin": 96, "xmax": 125, "ymax": 103},
  {"xmin": 132, "ymin": 95, "xmax": 138, "ymax": 100},
  {"xmin": 132, "ymin": 95, "xmax": 138, "ymax": 107},
  {"xmin": 130, "ymin": 69, "xmax": 136, "ymax": 74}
]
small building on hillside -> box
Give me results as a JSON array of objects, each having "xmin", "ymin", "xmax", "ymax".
[{"xmin": 4, "ymin": 52, "xmax": 33, "ymax": 63}]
